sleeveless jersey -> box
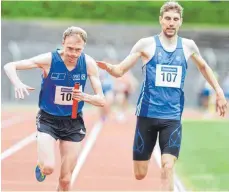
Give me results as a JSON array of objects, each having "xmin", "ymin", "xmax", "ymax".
[
  {"xmin": 39, "ymin": 50, "xmax": 87, "ymax": 116},
  {"xmin": 136, "ymin": 35, "xmax": 188, "ymax": 120}
]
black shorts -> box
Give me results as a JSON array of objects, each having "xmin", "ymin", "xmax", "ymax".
[
  {"xmin": 36, "ymin": 110, "xmax": 86, "ymax": 142},
  {"xmin": 133, "ymin": 116, "xmax": 182, "ymax": 160}
]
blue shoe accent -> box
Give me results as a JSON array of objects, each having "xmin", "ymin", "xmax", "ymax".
[{"xmin": 35, "ymin": 165, "xmax": 46, "ymax": 182}]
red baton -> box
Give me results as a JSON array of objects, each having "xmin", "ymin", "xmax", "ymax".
[{"xmin": 72, "ymin": 83, "xmax": 80, "ymax": 119}]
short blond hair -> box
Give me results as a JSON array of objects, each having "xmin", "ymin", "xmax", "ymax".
[
  {"xmin": 63, "ymin": 26, "xmax": 87, "ymax": 43},
  {"xmin": 160, "ymin": 1, "xmax": 183, "ymax": 17}
]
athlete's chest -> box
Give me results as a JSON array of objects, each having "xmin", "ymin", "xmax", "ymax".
[
  {"xmin": 155, "ymin": 48, "xmax": 184, "ymax": 65},
  {"xmin": 49, "ymin": 71, "xmax": 86, "ymax": 83},
  {"xmin": 147, "ymin": 50, "xmax": 186, "ymax": 89},
  {"xmin": 49, "ymin": 69, "xmax": 87, "ymax": 106},
  {"xmin": 48, "ymin": 62, "xmax": 86, "ymax": 83}
]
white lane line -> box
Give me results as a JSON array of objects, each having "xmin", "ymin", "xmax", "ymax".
[
  {"xmin": 153, "ymin": 139, "xmax": 186, "ymax": 192},
  {"xmin": 1, "ymin": 116, "xmax": 27, "ymax": 129},
  {"xmin": 1, "ymin": 116, "xmax": 186, "ymax": 191},
  {"xmin": 1, "ymin": 132, "xmax": 36, "ymax": 160},
  {"xmin": 70, "ymin": 121, "xmax": 103, "ymax": 187}
]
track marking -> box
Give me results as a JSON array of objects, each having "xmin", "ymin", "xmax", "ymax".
[
  {"xmin": 70, "ymin": 121, "xmax": 103, "ymax": 187},
  {"xmin": 1, "ymin": 133, "xmax": 36, "ymax": 160},
  {"xmin": 1, "ymin": 116, "xmax": 27, "ymax": 129},
  {"xmin": 153, "ymin": 139, "xmax": 186, "ymax": 192},
  {"xmin": 1, "ymin": 114, "xmax": 187, "ymax": 191},
  {"xmin": 70, "ymin": 118, "xmax": 187, "ymax": 191}
]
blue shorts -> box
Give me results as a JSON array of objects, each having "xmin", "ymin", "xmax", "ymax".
[{"xmin": 133, "ymin": 116, "xmax": 181, "ymax": 160}]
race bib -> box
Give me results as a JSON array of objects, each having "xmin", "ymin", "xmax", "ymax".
[
  {"xmin": 54, "ymin": 85, "xmax": 82, "ymax": 105},
  {"xmin": 155, "ymin": 64, "xmax": 182, "ymax": 88}
]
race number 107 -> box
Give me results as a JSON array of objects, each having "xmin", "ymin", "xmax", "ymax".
[{"xmin": 161, "ymin": 72, "xmax": 177, "ymax": 82}]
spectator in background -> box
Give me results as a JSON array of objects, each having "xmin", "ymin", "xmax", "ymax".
[
  {"xmin": 114, "ymin": 69, "xmax": 138, "ymax": 122},
  {"xmin": 99, "ymin": 58, "xmax": 115, "ymax": 122}
]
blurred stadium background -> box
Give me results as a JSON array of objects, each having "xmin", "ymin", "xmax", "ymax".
[{"xmin": 1, "ymin": 1, "xmax": 229, "ymax": 191}]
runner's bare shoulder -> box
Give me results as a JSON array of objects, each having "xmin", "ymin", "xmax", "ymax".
[
  {"xmin": 30, "ymin": 52, "xmax": 52, "ymax": 69},
  {"xmin": 137, "ymin": 37, "xmax": 155, "ymax": 50},
  {"xmin": 85, "ymin": 54, "xmax": 98, "ymax": 75},
  {"xmin": 85, "ymin": 54, "xmax": 96, "ymax": 66},
  {"xmin": 182, "ymin": 38, "xmax": 198, "ymax": 59},
  {"xmin": 182, "ymin": 38, "xmax": 197, "ymax": 51}
]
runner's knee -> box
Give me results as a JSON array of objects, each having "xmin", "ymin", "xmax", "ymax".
[
  {"xmin": 134, "ymin": 162, "xmax": 148, "ymax": 180},
  {"xmin": 162, "ymin": 161, "xmax": 174, "ymax": 172},
  {"xmin": 161, "ymin": 156, "xmax": 176, "ymax": 178},
  {"xmin": 135, "ymin": 169, "xmax": 147, "ymax": 180},
  {"xmin": 135, "ymin": 172, "xmax": 147, "ymax": 180},
  {"xmin": 162, "ymin": 155, "xmax": 176, "ymax": 170},
  {"xmin": 59, "ymin": 173, "xmax": 71, "ymax": 189}
]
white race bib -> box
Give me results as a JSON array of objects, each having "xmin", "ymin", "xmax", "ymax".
[
  {"xmin": 155, "ymin": 64, "xmax": 182, "ymax": 88},
  {"xmin": 54, "ymin": 85, "xmax": 82, "ymax": 105}
]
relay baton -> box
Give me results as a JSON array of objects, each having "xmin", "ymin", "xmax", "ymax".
[{"xmin": 71, "ymin": 83, "xmax": 80, "ymax": 119}]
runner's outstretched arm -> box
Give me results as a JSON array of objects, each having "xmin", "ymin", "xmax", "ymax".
[
  {"xmin": 96, "ymin": 39, "xmax": 145, "ymax": 77},
  {"xmin": 190, "ymin": 40, "xmax": 227, "ymax": 116},
  {"xmin": 4, "ymin": 53, "xmax": 51, "ymax": 99}
]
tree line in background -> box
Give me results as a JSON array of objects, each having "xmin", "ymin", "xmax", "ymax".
[{"xmin": 2, "ymin": 1, "xmax": 229, "ymax": 25}]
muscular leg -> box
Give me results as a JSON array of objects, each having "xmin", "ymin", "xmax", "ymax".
[
  {"xmin": 158, "ymin": 119, "xmax": 182, "ymax": 191},
  {"xmin": 57, "ymin": 140, "xmax": 81, "ymax": 191},
  {"xmin": 161, "ymin": 154, "xmax": 177, "ymax": 191},
  {"xmin": 37, "ymin": 131, "xmax": 56, "ymax": 175},
  {"xmin": 133, "ymin": 117, "xmax": 158, "ymax": 180},
  {"xmin": 134, "ymin": 160, "xmax": 149, "ymax": 180}
]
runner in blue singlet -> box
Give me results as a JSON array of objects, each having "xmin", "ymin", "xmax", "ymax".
[{"xmin": 96, "ymin": 1, "xmax": 227, "ymax": 190}]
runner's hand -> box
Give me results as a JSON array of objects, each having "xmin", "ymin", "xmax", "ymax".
[
  {"xmin": 96, "ymin": 61, "xmax": 109, "ymax": 70},
  {"xmin": 72, "ymin": 88, "xmax": 84, "ymax": 102},
  {"xmin": 14, "ymin": 83, "xmax": 35, "ymax": 99},
  {"xmin": 216, "ymin": 91, "xmax": 228, "ymax": 117}
]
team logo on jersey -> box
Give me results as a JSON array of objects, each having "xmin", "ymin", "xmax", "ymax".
[
  {"xmin": 157, "ymin": 52, "xmax": 162, "ymax": 62},
  {"xmin": 51, "ymin": 73, "xmax": 66, "ymax": 80},
  {"xmin": 175, "ymin": 56, "xmax": 181, "ymax": 61},
  {"xmin": 79, "ymin": 129, "xmax": 86, "ymax": 135},
  {"xmin": 73, "ymin": 74, "xmax": 80, "ymax": 81},
  {"xmin": 81, "ymin": 74, "xmax": 86, "ymax": 80},
  {"xmin": 158, "ymin": 52, "xmax": 162, "ymax": 57}
]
